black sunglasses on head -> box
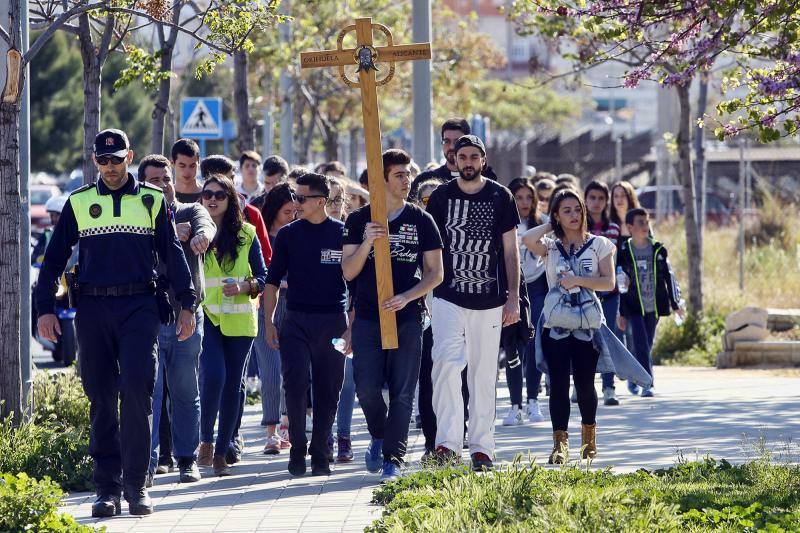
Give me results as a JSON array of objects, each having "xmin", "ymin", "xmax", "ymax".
[
  {"xmin": 96, "ymin": 155, "xmax": 125, "ymax": 166},
  {"xmin": 293, "ymin": 194, "xmax": 326, "ymax": 204},
  {"xmin": 201, "ymin": 190, "xmax": 228, "ymax": 201}
]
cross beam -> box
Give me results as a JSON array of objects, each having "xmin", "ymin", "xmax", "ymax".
[{"xmin": 300, "ymin": 18, "xmax": 431, "ymax": 350}]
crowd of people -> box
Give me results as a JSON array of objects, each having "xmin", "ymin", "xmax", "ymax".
[{"xmin": 35, "ymin": 118, "xmax": 685, "ymax": 517}]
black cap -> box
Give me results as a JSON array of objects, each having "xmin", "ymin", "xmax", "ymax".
[
  {"xmin": 94, "ymin": 129, "xmax": 130, "ymax": 157},
  {"xmin": 454, "ymin": 134, "xmax": 486, "ymax": 157}
]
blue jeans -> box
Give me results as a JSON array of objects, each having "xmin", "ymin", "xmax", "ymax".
[
  {"xmin": 352, "ymin": 317, "xmax": 423, "ymax": 463},
  {"xmin": 149, "ymin": 310, "xmax": 203, "ymax": 473},
  {"xmin": 336, "ymin": 357, "xmax": 355, "ymax": 438},
  {"xmin": 629, "ymin": 312, "xmax": 659, "ymax": 384},
  {"xmin": 199, "ymin": 316, "xmax": 254, "ymax": 456},
  {"xmin": 522, "ymin": 279, "xmax": 545, "ymax": 401},
  {"xmin": 600, "ymin": 293, "xmax": 621, "ymax": 389}
]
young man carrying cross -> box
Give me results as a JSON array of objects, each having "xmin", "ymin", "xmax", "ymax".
[{"xmin": 342, "ymin": 149, "xmax": 443, "ymax": 480}]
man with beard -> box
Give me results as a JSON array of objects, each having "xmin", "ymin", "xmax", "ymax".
[{"xmin": 425, "ymin": 135, "xmax": 520, "ymax": 472}]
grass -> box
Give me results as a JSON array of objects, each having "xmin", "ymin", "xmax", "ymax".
[
  {"xmin": 368, "ymin": 456, "xmax": 800, "ymax": 532},
  {"xmin": 649, "ymin": 216, "xmax": 800, "ymax": 366}
]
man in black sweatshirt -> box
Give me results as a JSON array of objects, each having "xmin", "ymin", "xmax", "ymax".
[
  {"xmin": 138, "ymin": 154, "xmax": 216, "ymax": 486},
  {"xmin": 263, "ymin": 172, "xmax": 350, "ymax": 477}
]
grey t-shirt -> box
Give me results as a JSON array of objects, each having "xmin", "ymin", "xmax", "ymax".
[{"xmin": 633, "ymin": 242, "xmax": 655, "ymax": 313}]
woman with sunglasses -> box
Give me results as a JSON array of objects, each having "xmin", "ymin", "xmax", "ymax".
[{"xmin": 197, "ymin": 175, "xmax": 268, "ymax": 476}]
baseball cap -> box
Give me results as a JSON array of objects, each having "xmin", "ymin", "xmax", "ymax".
[
  {"xmin": 454, "ymin": 134, "xmax": 486, "ymax": 157},
  {"xmin": 94, "ymin": 129, "xmax": 130, "ymax": 157}
]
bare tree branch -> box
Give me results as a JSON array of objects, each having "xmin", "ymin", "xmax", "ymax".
[{"xmin": 24, "ymin": 1, "xmax": 105, "ymax": 64}]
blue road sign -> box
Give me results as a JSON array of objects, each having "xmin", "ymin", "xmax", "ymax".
[{"xmin": 180, "ymin": 97, "xmax": 223, "ymax": 139}]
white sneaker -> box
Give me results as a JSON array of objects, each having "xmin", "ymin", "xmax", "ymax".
[
  {"xmin": 246, "ymin": 376, "xmax": 260, "ymax": 394},
  {"xmin": 526, "ymin": 399, "xmax": 545, "ymax": 423},
  {"xmin": 502, "ymin": 405, "xmax": 524, "ymax": 426},
  {"xmin": 305, "ymin": 414, "xmax": 313, "ymax": 433}
]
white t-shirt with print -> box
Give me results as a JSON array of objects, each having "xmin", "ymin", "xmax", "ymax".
[{"xmin": 542, "ymin": 235, "xmax": 616, "ymax": 290}]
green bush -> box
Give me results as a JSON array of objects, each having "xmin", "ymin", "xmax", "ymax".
[
  {"xmin": 0, "ymin": 472, "xmax": 100, "ymax": 532},
  {"xmin": 0, "ymin": 370, "xmax": 93, "ymax": 492},
  {"xmin": 651, "ymin": 309, "xmax": 726, "ymax": 366},
  {"xmin": 33, "ymin": 371, "xmax": 90, "ymax": 431},
  {"xmin": 368, "ymin": 457, "xmax": 800, "ymax": 532}
]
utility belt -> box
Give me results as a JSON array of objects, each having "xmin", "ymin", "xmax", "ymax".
[{"xmin": 79, "ymin": 281, "xmax": 155, "ymax": 297}]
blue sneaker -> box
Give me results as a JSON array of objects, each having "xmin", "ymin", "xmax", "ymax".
[
  {"xmin": 627, "ymin": 381, "xmax": 640, "ymax": 396},
  {"xmin": 641, "ymin": 387, "xmax": 654, "ymax": 397},
  {"xmin": 380, "ymin": 461, "xmax": 400, "ymax": 482},
  {"xmin": 365, "ymin": 438, "xmax": 383, "ymax": 473}
]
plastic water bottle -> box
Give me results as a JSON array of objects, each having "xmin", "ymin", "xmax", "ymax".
[
  {"xmin": 616, "ymin": 267, "xmax": 629, "ymax": 294},
  {"xmin": 673, "ymin": 299, "xmax": 687, "ymax": 326},
  {"xmin": 221, "ymin": 278, "xmax": 236, "ymax": 313},
  {"xmin": 332, "ymin": 338, "xmax": 347, "ymax": 353}
]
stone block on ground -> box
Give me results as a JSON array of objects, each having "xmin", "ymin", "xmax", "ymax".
[
  {"xmin": 766, "ymin": 308, "xmax": 800, "ymax": 332},
  {"xmin": 725, "ymin": 307, "xmax": 768, "ymax": 333}
]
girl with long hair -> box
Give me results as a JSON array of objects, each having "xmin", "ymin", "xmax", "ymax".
[
  {"xmin": 610, "ymin": 181, "xmax": 640, "ymax": 237},
  {"xmin": 522, "ymin": 188, "xmax": 616, "ymax": 464},
  {"xmin": 255, "ymin": 183, "xmax": 296, "ymax": 455},
  {"xmin": 503, "ymin": 178, "xmax": 547, "ymax": 425},
  {"xmin": 197, "ymin": 175, "xmax": 268, "ymax": 476}
]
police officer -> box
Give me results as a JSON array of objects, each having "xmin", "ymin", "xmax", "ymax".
[{"xmin": 35, "ymin": 129, "xmax": 196, "ymax": 518}]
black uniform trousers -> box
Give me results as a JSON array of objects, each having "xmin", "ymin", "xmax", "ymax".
[
  {"xmin": 75, "ymin": 294, "xmax": 160, "ymax": 497},
  {"xmin": 279, "ymin": 310, "xmax": 347, "ymax": 464}
]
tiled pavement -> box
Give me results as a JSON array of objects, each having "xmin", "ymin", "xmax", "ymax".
[{"xmin": 61, "ymin": 366, "xmax": 800, "ymax": 532}]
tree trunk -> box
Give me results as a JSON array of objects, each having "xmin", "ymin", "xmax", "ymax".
[
  {"xmin": 323, "ymin": 126, "xmax": 338, "ymax": 162},
  {"xmin": 0, "ymin": 89, "xmax": 24, "ymax": 423},
  {"xmin": 676, "ymin": 84, "xmax": 703, "ymax": 314},
  {"xmin": 693, "ymin": 76, "xmax": 709, "ymax": 250},
  {"xmin": 349, "ymin": 127, "xmax": 359, "ymax": 178},
  {"xmin": 78, "ymin": 14, "xmax": 101, "ymax": 185},
  {"xmin": 234, "ymin": 49, "xmax": 254, "ymax": 154},
  {"xmin": 151, "ymin": 16, "xmax": 179, "ymax": 155}
]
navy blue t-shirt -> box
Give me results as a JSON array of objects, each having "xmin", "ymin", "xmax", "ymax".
[
  {"xmin": 266, "ymin": 217, "xmax": 347, "ymax": 313},
  {"xmin": 344, "ymin": 203, "xmax": 442, "ymax": 323}
]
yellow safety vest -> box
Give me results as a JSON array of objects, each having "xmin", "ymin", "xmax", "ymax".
[
  {"xmin": 203, "ymin": 223, "xmax": 258, "ymax": 337},
  {"xmin": 70, "ymin": 182, "xmax": 163, "ymax": 237}
]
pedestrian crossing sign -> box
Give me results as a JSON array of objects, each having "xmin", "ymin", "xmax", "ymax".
[{"xmin": 180, "ymin": 97, "xmax": 223, "ymax": 139}]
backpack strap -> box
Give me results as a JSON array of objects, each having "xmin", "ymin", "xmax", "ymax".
[{"xmin": 555, "ymin": 237, "xmax": 596, "ymax": 262}]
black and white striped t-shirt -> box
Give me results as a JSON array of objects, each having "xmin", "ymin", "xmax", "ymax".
[{"xmin": 427, "ymin": 178, "xmax": 519, "ymax": 310}]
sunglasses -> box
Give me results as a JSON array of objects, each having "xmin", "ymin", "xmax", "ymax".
[
  {"xmin": 96, "ymin": 155, "xmax": 125, "ymax": 166},
  {"xmin": 293, "ymin": 194, "xmax": 326, "ymax": 204},
  {"xmin": 201, "ymin": 190, "xmax": 228, "ymax": 201}
]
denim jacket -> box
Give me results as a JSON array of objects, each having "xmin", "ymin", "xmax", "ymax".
[{"xmin": 534, "ymin": 313, "xmax": 653, "ymax": 388}]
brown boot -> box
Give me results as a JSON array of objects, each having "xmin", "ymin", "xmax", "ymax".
[
  {"xmin": 548, "ymin": 430, "xmax": 569, "ymax": 464},
  {"xmin": 197, "ymin": 442, "xmax": 213, "ymax": 467},
  {"xmin": 581, "ymin": 423, "xmax": 597, "ymax": 459},
  {"xmin": 212, "ymin": 455, "xmax": 231, "ymax": 476}
]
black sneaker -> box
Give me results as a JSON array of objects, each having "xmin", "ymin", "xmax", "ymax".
[
  {"xmin": 178, "ymin": 459, "xmax": 201, "ymax": 483},
  {"xmin": 471, "ymin": 452, "xmax": 494, "ymax": 472},
  {"xmin": 225, "ymin": 443, "xmax": 242, "ymax": 465},
  {"xmin": 311, "ymin": 458, "xmax": 332, "ymax": 476},
  {"xmin": 124, "ymin": 487, "xmax": 153, "ymax": 516},
  {"xmin": 91, "ymin": 494, "xmax": 121, "ymax": 518},
  {"xmin": 288, "ymin": 456, "xmax": 306, "ymax": 476}
]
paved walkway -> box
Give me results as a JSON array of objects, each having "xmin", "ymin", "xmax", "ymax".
[{"xmin": 61, "ymin": 366, "xmax": 800, "ymax": 532}]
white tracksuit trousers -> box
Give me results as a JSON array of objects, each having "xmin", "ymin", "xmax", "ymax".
[{"xmin": 431, "ymin": 297, "xmax": 503, "ymax": 456}]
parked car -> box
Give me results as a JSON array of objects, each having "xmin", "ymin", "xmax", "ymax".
[
  {"xmin": 636, "ymin": 185, "xmax": 733, "ymax": 226},
  {"xmin": 30, "ymin": 184, "xmax": 61, "ymax": 230}
]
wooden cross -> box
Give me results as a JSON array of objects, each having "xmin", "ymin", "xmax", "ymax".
[{"xmin": 300, "ymin": 18, "xmax": 431, "ymax": 350}]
